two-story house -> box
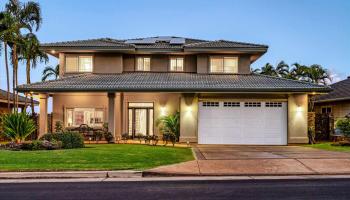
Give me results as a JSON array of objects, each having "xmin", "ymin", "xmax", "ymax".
[{"xmin": 17, "ymin": 36, "xmax": 330, "ymax": 145}]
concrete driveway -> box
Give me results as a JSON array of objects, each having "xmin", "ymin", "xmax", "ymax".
[{"xmin": 145, "ymin": 145, "xmax": 350, "ymax": 176}]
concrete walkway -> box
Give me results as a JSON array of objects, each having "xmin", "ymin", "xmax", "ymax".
[{"xmin": 144, "ymin": 145, "xmax": 350, "ymax": 176}]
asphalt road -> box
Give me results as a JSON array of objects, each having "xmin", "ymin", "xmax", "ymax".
[{"xmin": 1, "ymin": 178, "xmax": 350, "ymax": 200}]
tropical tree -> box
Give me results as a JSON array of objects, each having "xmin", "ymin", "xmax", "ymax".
[
  {"xmin": 19, "ymin": 33, "xmax": 48, "ymax": 113},
  {"xmin": 305, "ymin": 64, "xmax": 332, "ymax": 85},
  {"xmin": 290, "ymin": 63, "xmax": 308, "ymax": 81},
  {"xmin": 42, "ymin": 64, "xmax": 59, "ymax": 81},
  {"xmin": 275, "ymin": 61, "xmax": 289, "ymax": 78},
  {"xmin": 0, "ymin": 11, "xmax": 12, "ymax": 112},
  {"xmin": 1, "ymin": 112, "xmax": 36, "ymax": 143},
  {"xmin": 4, "ymin": 0, "xmax": 42, "ymax": 111},
  {"xmin": 156, "ymin": 112, "xmax": 180, "ymax": 141},
  {"xmin": 259, "ymin": 63, "xmax": 278, "ymax": 76}
]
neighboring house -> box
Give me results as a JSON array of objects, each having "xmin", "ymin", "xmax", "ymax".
[
  {"xmin": 315, "ymin": 76, "xmax": 350, "ymax": 121},
  {"xmin": 0, "ymin": 89, "xmax": 39, "ymax": 113},
  {"xmin": 17, "ymin": 36, "xmax": 330, "ymax": 145}
]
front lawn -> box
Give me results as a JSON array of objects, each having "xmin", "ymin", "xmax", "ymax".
[
  {"xmin": 305, "ymin": 142, "xmax": 350, "ymax": 152},
  {"xmin": 0, "ymin": 144, "xmax": 194, "ymax": 171}
]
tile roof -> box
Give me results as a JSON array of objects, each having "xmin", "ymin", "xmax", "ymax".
[
  {"xmin": 316, "ymin": 77, "xmax": 350, "ymax": 102},
  {"xmin": 16, "ymin": 73, "xmax": 330, "ymax": 93},
  {"xmin": 0, "ymin": 89, "xmax": 39, "ymax": 104},
  {"xmin": 40, "ymin": 36, "xmax": 268, "ymax": 51}
]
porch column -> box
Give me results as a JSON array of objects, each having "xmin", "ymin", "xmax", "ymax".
[
  {"xmin": 288, "ymin": 94, "xmax": 308, "ymax": 143},
  {"xmin": 38, "ymin": 93, "xmax": 48, "ymax": 138},
  {"xmin": 179, "ymin": 93, "xmax": 198, "ymax": 143},
  {"xmin": 115, "ymin": 92, "xmax": 124, "ymax": 141},
  {"xmin": 108, "ymin": 93, "xmax": 116, "ymax": 142}
]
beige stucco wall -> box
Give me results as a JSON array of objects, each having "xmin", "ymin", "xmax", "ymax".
[
  {"xmin": 59, "ymin": 53, "xmax": 252, "ymax": 75},
  {"xmin": 179, "ymin": 94, "xmax": 198, "ymax": 142},
  {"xmin": 93, "ymin": 54, "xmax": 123, "ymax": 74},
  {"xmin": 288, "ymin": 94, "xmax": 308, "ymax": 143}
]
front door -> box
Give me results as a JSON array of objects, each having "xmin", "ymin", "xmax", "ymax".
[{"xmin": 128, "ymin": 103, "xmax": 154, "ymax": 138}]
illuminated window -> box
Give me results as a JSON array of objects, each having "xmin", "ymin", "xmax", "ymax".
[
  {"xmin": 136, "ymin": 57, "xmax": 151, "ymax": 71},
  {"xmin": 65, "ymin": 56, "xmax": 93, "ymax": 72},
  {"xmin": 66, "ymin": 108, "xmax": 104, "ymax": 127},
  {"xmin": 210, "ymin": 57, "xmax": 238, "ymax": 73},
  {"xmin": 170, "ymin": 57, "xmax": 184, "ymax": 71}
]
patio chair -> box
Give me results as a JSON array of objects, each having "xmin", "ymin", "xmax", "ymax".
[{"xmin": 79, "ymin": 124, "xmax": 93, "ymax": 141}]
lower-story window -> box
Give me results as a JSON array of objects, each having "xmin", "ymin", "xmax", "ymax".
[
  {"xmin": 128, "ymin": 102, "xmax": 154, "ymax": 138},
  {"xmin": 66, "ymin": 108, "xmax": 104, "ymax": 127}
]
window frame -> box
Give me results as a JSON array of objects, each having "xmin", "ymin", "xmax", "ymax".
[
  {"xmin": 169, "ymin": 57, "xmax": 184, "ymax": 72},
  {"xmin": 136, "ymin": 57, "xmax": 151, "ymax": 71},
  {"xmin": 321, "ymin": 106, "xmax": 332, "ymax": 114},
  {"xmin": 65, "ymin": 107, "xmax": 105, "ymax": 127},
  {"xmin": 209, "ymin": 56, "xmax": 238, "ymax": 74},
  {"xmin": 65, "ymin": 55, "xmax": 94, "ymax": 73}
]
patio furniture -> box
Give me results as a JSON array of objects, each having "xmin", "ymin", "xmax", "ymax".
[
  {"xmin": 79, "ymin": 124, "xmax": 94, "ymax": 141},
  {"xmin": 331, "ymin": 128, "xmax": 344, "ymax": 142}
]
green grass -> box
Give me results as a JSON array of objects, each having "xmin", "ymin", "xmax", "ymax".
[
  {"xmin": 304, "ymin": 142, "xmax": 350, "ymax": 152},
  {"xmin": 0, "ymin": 144, "xmax": 194, "ymax": 172}
]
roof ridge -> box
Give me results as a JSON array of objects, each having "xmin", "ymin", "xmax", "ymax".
[{"xmin": 216, "ymin": 39, "xmax": 268, "ymax": 48}]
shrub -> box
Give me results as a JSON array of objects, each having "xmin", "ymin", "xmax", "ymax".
[
  {"xmin": 156, "ymin": 112, "xmax": 180, "ymax": 141},
  {"xmin": 55, "ymin": 121, "xmax": 64, "ymax": 132},
  {"xmin": 102, "ymin": 132, "xmax": 113, "ymax": 143},
  {"xmin": 163, "ymin": 132, "xmax": 176, "ymax": 146},
  {"xmin": 1, "ymin": 113, "xmax": 36, "ymax": 143},
  {"xmin": 336, "ymin": 118, "xmax": 350, "ymax": 136},
  {"xmin": 40, "ymin": 131, "xmax": 84, "ymax": 149},
  {"xmin": 0, "ymin": 140, "xmax": 62, "ymax": 151}
]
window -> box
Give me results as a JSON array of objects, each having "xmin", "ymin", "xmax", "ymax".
[
  {"xmin": 136, "ymin": 57, "xmax": 151, "ymax": 71},
  {"xmin": 202, "ymin": 102, "xmax": 219, "ymax": 107},
  {"xmin": 170, "ymin": 57, "xmax": 184, "ymax": 71},
  {"xmin": 321, "ymin": 106, "xmax": 332, "ymax": 114},
  {"xmin": 65, "ymin": 56, "xmax": 93, "ymax": 72},
  {"xmin": 244, "ymin": 102, "xmax": 261, "ymax": 107},
  {"xmin": 223, "ymin": 102, "xmax": 240, "ymax": 107},
  {"xmin": 265, "ymin": 102, "xmax": 283, "ymax": 107},
  {"xmin": 66, "ymin": 108, "xmax": 104, "ymax": 127},
  {"xmin": 210, "ymin": 57, "xmax": 238, "ymax": 73}
]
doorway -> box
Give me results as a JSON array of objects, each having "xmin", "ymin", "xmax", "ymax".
[{"xmin": 128, "ymin": 103, "xmax": 154, "ymax": 138}]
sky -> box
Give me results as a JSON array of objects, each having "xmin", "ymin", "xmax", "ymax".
[{"xmin": 0, "ymin": 0, "xmax": 350, "ymax": 93}]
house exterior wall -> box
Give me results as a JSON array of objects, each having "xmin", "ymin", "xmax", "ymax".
[
  {"xmin": 287, "ymin": 94, "xmax": 308, "ymax": 143},
  {"xmin": 315, "ymin": 101, "xmax": 350, "ymax": 121},
  {"xmin": 59, "ymin": 53, "xmax": 251, "ymax": 75}
]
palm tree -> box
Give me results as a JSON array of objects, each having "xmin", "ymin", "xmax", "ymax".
[
  {"xmin": 0, "ymin": 11, "xmax": 12, "ymax": 112},
  {"xmin": 4, "ymin": 0, "xmax": 42, "ymax": 111},
  {"xmin": 305, "ymin": 64, "xmax": 332, "ymax": 85},
  {"xmin": 260, "ymin": 63, "xmax": 278, "ymax": 76},
  {"xmin": 156, "ymin": 112, "xmax": 180, "ymax": 142},
  {"xmin": 42, "ymin": 64, "xmax": 59, "ymax": 81},
  {"xmin": 290, "ymin": 63, "xmax": 308, "ymax": 81},
  {"xmin": 275, "ymin": 61, "xmax": 289, "ymax": 78},
  {"xmin": 19, "ymin": 33, "xmax": 48, "ymax": 113}
]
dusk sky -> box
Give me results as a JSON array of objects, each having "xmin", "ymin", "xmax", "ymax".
[{"xmin": 1, "ymin": 0, "xmax": 349, "ymax": 91}]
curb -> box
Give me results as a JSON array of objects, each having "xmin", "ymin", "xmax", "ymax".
[{"xmin": 0, "ymin": 171, "xmax": 142, "ymax": 179}]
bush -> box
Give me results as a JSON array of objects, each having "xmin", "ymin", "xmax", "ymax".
[
  {"xmin": 336, "ymin": 118, "xmax": 350, "ymax": 136},
  {"xmin": 163, "ymin": 132, "xmax": 176, "ymax": 146},
  {"xmin": 1, "ymin": 113, "xmax": 36, "ymax": 143},
  {"xmin": 0, "ymin": 140, "xmax": 62, "ymax": 151},
  {"xmin": 55, "ymin": 121, "xmax": 64, "ymax": 132},
  {"xmin": 156, "ymin": 112, "xmax": 180, "ymax": 142},
  {"xmin": 40, "ymin": 131, "xmax": 84, "ymax": 149}
]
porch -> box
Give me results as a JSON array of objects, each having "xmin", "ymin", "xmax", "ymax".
[{"xmin": 37, "ymin": 92, "xmax": 198, "ymax": 142}]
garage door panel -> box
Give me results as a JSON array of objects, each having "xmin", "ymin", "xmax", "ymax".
[{"xmin": 198, "ymin": 101, "xmax": 287, "ymax": 145}]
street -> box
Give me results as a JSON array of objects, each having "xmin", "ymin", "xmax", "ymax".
[{"xmin": 1, "ymin": 178, "xmax": 350, "ymax": 200}]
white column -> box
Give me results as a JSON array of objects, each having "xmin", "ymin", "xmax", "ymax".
[
  {"xmin": 39, "ymin": 93, "xmax": 48, "ymax": 138},
  {"xmin": 108, "ymin": 93, "xmax": 116, "ymax": 142}
]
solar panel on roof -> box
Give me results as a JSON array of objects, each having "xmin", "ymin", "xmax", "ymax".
[{"xmin": 170, "ymin": 38, "xmax": 185, "ymax": 44}]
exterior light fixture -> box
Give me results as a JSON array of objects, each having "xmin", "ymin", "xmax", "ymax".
[
  {"xmin": 296, "ymin": 106, "xmax": 303, "ymax": 113},
  {"xmin": 160, "ymin": 106, "xmax": 167, "ymax": 116},
  {"xmin": 51, "ymin": 50, "xmax": 56, "ymax": 54}
]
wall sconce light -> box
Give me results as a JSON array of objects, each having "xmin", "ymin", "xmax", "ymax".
[
  {"xmin": 186, "ymin": 106, "xmax": 192, "ymax": 113},
  {"xmin": 296, "ymin": 106, "xmax": 303, "ymax": 113},
  {"xmin": 51, "ymin": 50, "xmax": 56, "ymax": 54},
  {"xmin": 160, "ymin": 106, "xmax": 167, "ymax": 116}
]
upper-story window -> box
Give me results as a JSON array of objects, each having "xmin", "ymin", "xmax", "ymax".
[
  {"xmin": 210, "ymin": 56, "xmax": 238, "ymax": 73},
  {"xmin": 170, "ymin": 57, "xmax": 184, "ymax": 72},
  {"xmin": 65, "ymin": 55, "xmax": 93, "ymax": 73},
  {"xmin": 136, "ymin": 57, "xmax": 151, "ymax": 71}
]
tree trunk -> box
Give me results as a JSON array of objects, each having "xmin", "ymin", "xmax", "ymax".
[
  {"xmin": 4, "ymin": 42, "xmax": 11, "ymax": 112},
  {"xmin": 12, "ymin": 44, "xmax": 18, "ymax": 112},
  {"xmin": 24, "ymin": 60, "xmax": 30, "ymax": 112}
]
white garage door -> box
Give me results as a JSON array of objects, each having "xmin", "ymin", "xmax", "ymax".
[{"xmin": 198, "ymin": 101, "xmax": 287, "ymax": 145}]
